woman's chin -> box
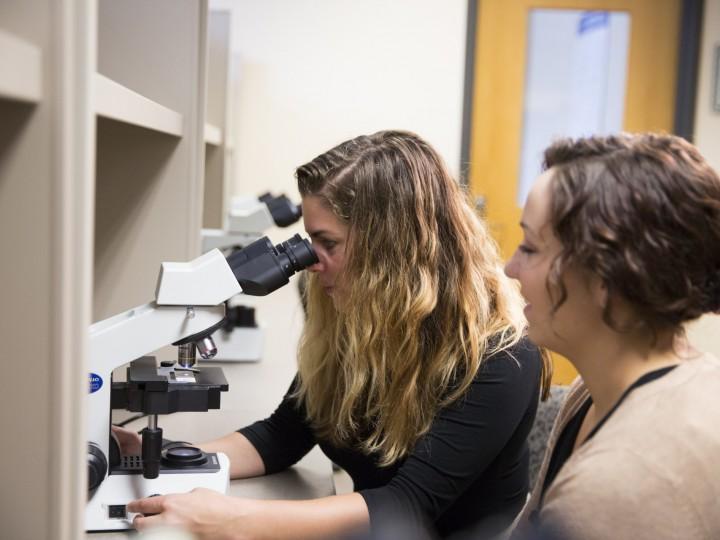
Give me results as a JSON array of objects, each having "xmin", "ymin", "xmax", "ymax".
[{"xmin": 525, "ymin": 325, "xmax": 546, "ymax": 348}]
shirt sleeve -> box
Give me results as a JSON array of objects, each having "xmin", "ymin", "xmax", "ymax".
[
  {"xmin": 359, "ymin": 341, "xmax": 541, "ymax": 530},
  {"xmin": 238, "ymin": 375, "xmax": 317, "ymax": 474}
]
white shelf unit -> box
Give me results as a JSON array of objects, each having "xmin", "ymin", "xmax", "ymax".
[
  {"xmin": 0, "ymin": 2, "xmax": 94, "ymax": 539},
  {"xmin": 94, "ymin": 0, "xmax": 209, "ymax": 322},
  {"xmin": 204, "ymin": 121, "xmax": 223, "ymax": 145},
  {"xmin": 94, "ymin": 73, "xmax": 184, "ymax": 137},
  {"xmin": 0, "ymin": 1, "xmax": 212, "ymax": 538},
  {"xmin": 203, "ymin": 9, "xmax": 233, "ymax": 229},
  {"xmin": 0, "ymin": 28, "xmax": 42, "ymax": 103}
]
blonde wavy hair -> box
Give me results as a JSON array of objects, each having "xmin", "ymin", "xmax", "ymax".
[{"xmin": 294, "ymin": 130, "xmax": 548, "ymax": 466}]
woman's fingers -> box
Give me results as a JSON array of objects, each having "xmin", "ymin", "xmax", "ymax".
[{"xmin": 127, "ymin": 494, "xmax": 166, "ymax": 517}]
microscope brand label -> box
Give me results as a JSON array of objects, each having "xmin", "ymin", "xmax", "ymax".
[{"xmin": 88, "ymin": 373, "xmax": 103, "ymax": 393}]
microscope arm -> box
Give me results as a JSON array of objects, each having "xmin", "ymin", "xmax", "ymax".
[{"xmin": 89, "ymin": 303, "xmax": 226, "ymax": 377}]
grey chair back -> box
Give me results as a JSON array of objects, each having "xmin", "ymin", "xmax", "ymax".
[{"xmin": 527, "ymin": 385, "xmax": 569, "ymax": 490}]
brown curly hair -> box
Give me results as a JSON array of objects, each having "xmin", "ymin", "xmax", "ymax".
[{"xmin": 542, "ymin": 133, "xmax": 720, "ymax": 337}]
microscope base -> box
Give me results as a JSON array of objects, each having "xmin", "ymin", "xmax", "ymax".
[{"xmin": 85, "ymin": 452, "xmax": 230, "ymax": 531}]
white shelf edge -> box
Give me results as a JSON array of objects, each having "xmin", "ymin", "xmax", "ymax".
[
  {"xmin": 94, "ymin": 73, "xmax": 183, "ymax": 137},
  {"xmin": 0, "ymin": 29, "xmax": 42, "ymax": 104},
  {"xmin": 204, "ymin": 123, "xmax": 223, "ymax": 146}
]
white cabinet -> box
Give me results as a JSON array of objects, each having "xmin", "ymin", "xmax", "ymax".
[
  {"xmin": 0, "ymin": 1, "xmax": 212, "ymax": 538},
  {"xmin": 0, "ymin": 29, "xmax": 42, "ymax": 103},
  {"xmin": 203, "ymin": 9, "xmax": 234, "ymax": 229},
  {"xmin": 0, "ymin": 2, "xmax": 95, "ymax": 539},
  {"xmin": 94, "ymin": 0, "xmax": 209, "ymax": 321}
]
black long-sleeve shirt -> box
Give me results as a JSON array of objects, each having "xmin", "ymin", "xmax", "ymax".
[{"xmin": 239, "ymin": 338, "xmax": 542, "ymax": 538}]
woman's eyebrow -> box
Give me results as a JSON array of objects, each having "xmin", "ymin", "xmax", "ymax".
[
  {"xmin": 520, "ymin": 222, "xmax": 546, "ymax": 244},
  {"xmin": 520, "ymin": 222, "xmax": 536, "ymax": 236},
  {"xmin": 308, "ymin": 230, "xmax": 341, "ymax": 241}
]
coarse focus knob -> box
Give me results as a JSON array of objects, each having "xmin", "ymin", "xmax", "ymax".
[{"xmin": 88, "ymin": 442, "xmax": 108, "ymax": 492}]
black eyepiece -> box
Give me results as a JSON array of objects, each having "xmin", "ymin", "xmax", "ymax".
[
  {"xmin": 226, "ymin": 234, "xmax": 318, "ymax": 296},
  {"xmin": 258, "ymin": 193, "xmax": 302, "ymax": 227},
  {"xmin": 276, "ymin": 234, "xmax": 318, "ymax": 271}
]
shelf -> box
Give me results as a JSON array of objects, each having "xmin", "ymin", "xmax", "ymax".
[
  {"xmin": 94, "ymin": 73, "xmax": 183, "ymax": 136},
  {"xmin": 0, "ymin": 29, "xmax": 42, "ymax": 104},
  {"xmin": 204, "ymin": 123, "xmax": 222, "ymax": 145}
]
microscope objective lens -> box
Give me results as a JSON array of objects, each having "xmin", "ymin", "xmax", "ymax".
[{"xmin": 177, "ymin": 342, "xmax": 197, "ymax": 368}]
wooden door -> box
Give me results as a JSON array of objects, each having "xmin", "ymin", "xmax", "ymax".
[{"xmin": 469, "ymin": 0, "xmax": 682, "ymax": 383}]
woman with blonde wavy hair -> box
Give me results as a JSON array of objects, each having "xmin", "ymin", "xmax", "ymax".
[{"xmin": 126, "ymin": 130, "xmax": 550, "ymax": 539}]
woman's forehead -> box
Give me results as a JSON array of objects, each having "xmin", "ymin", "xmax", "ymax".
[
  {"xmin": 302, "ymin": 195, "xmax": 347, "ymax": 235},
  {"xmin": 522, "ymin": 169, "xmax": 555, "ymax": 231}
]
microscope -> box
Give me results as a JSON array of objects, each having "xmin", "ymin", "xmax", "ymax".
[
  {"xmin": 85, "ymin": 234, "xmax": 317, "ymax": 531},
  {"xmin": 201, "ymin": 192, "xmax": 303, "ymax": 362},
  {"xmin": 202, "ymin": 192, "xmax": 302, "ymax": 253}
]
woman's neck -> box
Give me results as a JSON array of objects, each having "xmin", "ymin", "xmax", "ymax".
[{"xmin": 570, "ymin": 331, "xmax": 693, "ymax": 419}]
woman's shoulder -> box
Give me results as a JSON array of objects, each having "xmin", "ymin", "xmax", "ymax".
[
  {"xmin": 482, "ymin": 335, "xmax": 542, "ymax": 367},
  {"xmin": 568, "ymin": 354, "xmax": 720, "ymax": 477},
  {"xmin": 473, "ymin": 335, "xmax": 542, "ymax": 384},
  {"xmin": 695, "ymin": 350, "xmax": 720, "ymax": 369}
]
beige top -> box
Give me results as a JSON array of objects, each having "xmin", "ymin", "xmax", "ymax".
[{"xmin": 514, "ymin": 353, "xmax": 720, "ymax": 540}]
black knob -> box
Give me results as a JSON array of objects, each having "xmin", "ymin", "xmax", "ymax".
[
  {"xmin": 88, "ymin": 442, "xmax": 108, "ymax": 492},
  {"xmin": 142, "ymin": 426, "xmax": 163, "ymax": 479}
]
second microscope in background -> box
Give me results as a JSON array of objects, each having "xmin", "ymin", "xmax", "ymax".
[{"xmin": 201, "ymin": 192, "xmax": 303, "ymax": 362}]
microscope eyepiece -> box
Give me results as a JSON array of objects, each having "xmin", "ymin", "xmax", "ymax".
[
  {"xmin": 258, "ymin": 193, "xmax": 302, "ymax": 227},
  {"xmin": 226, "ymin": 234, "xmax": 318, "ymax": 296},
  {"xmin": 276, "ymin": 234, "xmax": 318, "ymax": 272}
]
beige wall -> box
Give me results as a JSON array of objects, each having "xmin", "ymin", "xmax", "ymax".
[
  {"xmin": 210, "ymin": 0, "xmax": 467, "ymax": 217},
  {"xmin": 688, "ymin": 0, "xmax": 720, "ymax": 355}
]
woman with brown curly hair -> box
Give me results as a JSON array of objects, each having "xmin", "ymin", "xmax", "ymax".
[
  {"xmin": 125, "ymin": 130, "xmax": 550, "ymax": 539},
  {"xmin": 507, "ymin": 133, "xmax": 720, "ymax": 540}
]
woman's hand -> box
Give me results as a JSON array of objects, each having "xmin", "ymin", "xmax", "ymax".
[
  {"xmin": 128, "ymin": 488, "xmax": 250, "ymax": 540},
  {"xmin": 128, "ymin": 490, "xmax": 370, "ymax": 540},
  {"xmin": 111, "ymin": 425, "xmax": 142, "ymax": 456}
]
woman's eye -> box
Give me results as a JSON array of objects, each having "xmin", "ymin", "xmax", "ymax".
[
  {"xmin": 518, "ymin": 244, "xmax": 536, "ymax": 255},
  {"xmin": 323, "ymin": 241, "xmax": 337, "ymax": 251}
]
